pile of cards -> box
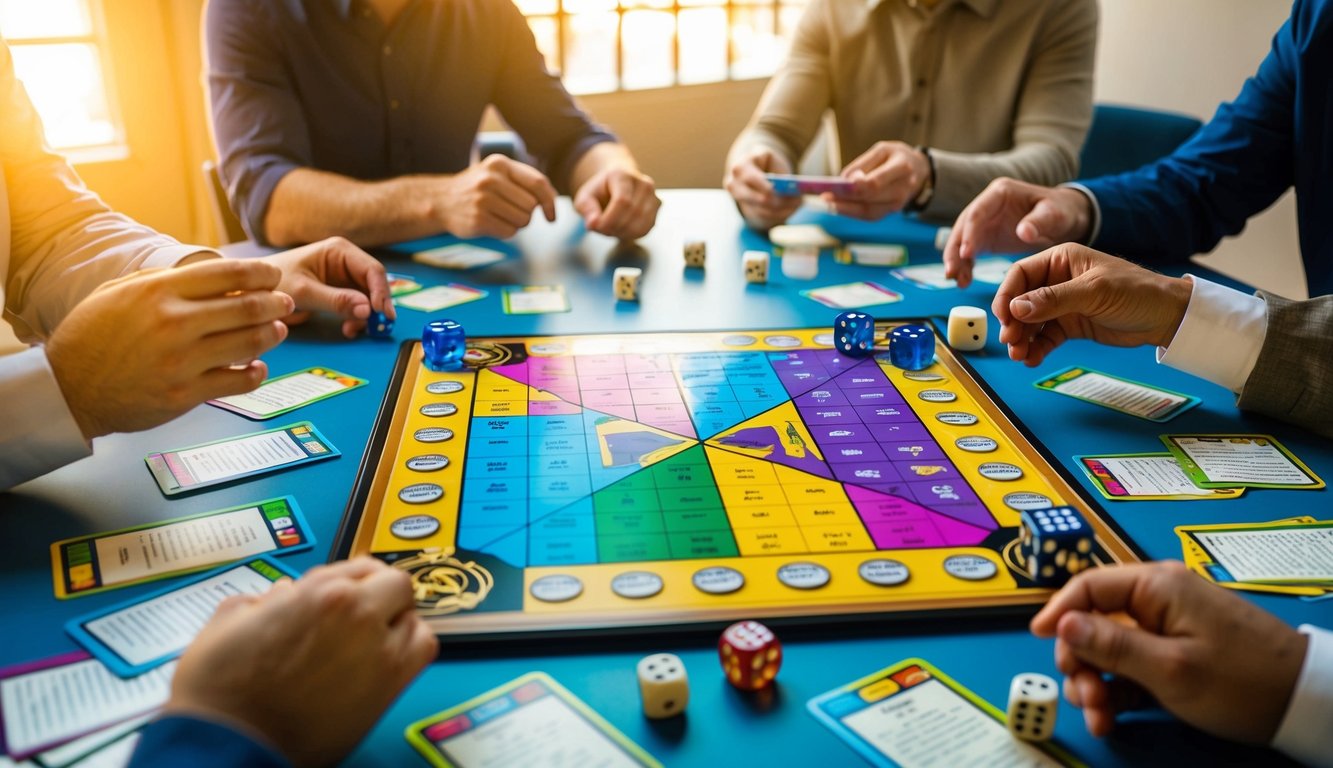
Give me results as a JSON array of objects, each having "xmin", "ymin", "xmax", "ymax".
[
  {"xmin": 1078, "ymin": 434, "xmax": 1323, "ymax": 502},
  {"xmin": 1177, "ymin": 517, "xmax": 1333, "ymax": 601}
]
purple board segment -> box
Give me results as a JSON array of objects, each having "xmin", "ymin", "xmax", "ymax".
[
  {"xmin": 768, "ymin": 350, "xmax": 832, "ymax": 398},
  {"xmin": 714, "ymin": 425, "xmax": 833, "ymax": 479},
  {"xmin": 845, "ymin": 485, "xmax": 991, "ymax": 548}
]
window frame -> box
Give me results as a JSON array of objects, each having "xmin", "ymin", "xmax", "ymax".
[
  {"xmin": 526, "ymin": 0, "xmax": 796, "ymax": 95},
  {"xmin": 2, "ymin": 0, "xmax": 128, "ymax": 162}
]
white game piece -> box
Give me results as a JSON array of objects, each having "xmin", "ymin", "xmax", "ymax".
[
  {"xmin": 614, "ymin": 267, "xmax": 642, "ymax": 301},
  {"xmin": 769, "ymin": 224, "xmax": 839, "ymax": 249},
  {"xmin": 935, "ymin": 226, "xmax": 953, "ymax": 251},
  {"xmin": 683, "ymin": 239, "xmax": 707, "ymax": 268},
  {"xmin": 780, "ymin": 245, "xmax": 819, "ymax": 280},
  {"xmin": 1007, "ymin": 672, "xmax": 1058, "ymax": 741},
  {"xmin": 947, "ymin": 305, "xmax": 988, "ymax": 351},
  {"xmin": 743, "ymin": 250, "xmax": 769, "ymax": 284},
  {"xmin": 637, "ymin": 653, "xmax": 689, "ymax": 719}
]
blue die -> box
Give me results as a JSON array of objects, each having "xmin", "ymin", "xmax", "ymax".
[
  {"xmin": 366, "ymin": 310, "xmax": 394, "ymax": 339},
  {"xmin": 888, "ymin": 324, "xmax": 935, "ymax": 370},
  {"xmin": 1018, "ymin": 506, "xmax": 1094, "ymax": 587},
  {"xmin": 834, "ymin": 311, "xmax": 876, "ymax": 357},
  {"xmin": 422, "ymin": 319, "xmax": 466, "ymax": 371}
]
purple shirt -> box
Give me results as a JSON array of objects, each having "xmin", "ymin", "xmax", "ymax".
[{"xmin": 206, "ymin": 0, "xmax": 617, "ymax": 242}]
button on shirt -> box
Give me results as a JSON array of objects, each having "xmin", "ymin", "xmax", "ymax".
[
  {"xmin": 206, "ymin": 0, "xmax": 617, "ymax": 243},
  {"xmin": 729, "ymin": 0, "xmax": 1097, "ymax": 218}
]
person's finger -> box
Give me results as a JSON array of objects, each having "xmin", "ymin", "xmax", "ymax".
[
  {"xmin": 594, "ymin": 174, "xmax": 638, "ymax": 234},
  {"xmin": 501, "ymin": 160, "xmax": 558, "ymax": 222},
  {"xmin": 1063, "ymin": 675, "xmax": 1082, "ymax": 707},
  {"xmin": 859, "ymin": 155, "xmax": 916, "ymax": 196},
  {"xmin": 1053, "ymin": 610, "xmax": 1179, "ymax": 687},
  {"xmin": 188, "ymin": 290, "xmax": 296, "ymax": 337},
  {"xmin": 303, "ymin": 556, "xmax": 388, "ymax": 585},
  {"xmin": 943, "ymin": 223, "xmax": 975, "ymax": 286},
  {"xmin": 840, "ymin": 143, "xmax": 891, "ymax": 178},
  {"xmin": 358, "ymin": 566, "xmax": 417, "ymax": 623},
  {"xmin": 1022, "ymin": 322, "xmax": 1070, "ymax": 367},
  {"xmin": 992, "ymin": 254, "xmax": 1051, "ymax": 337},
  {"xmin": 189, "ymin": 360, "xmax": 270, "ymax": 402},
  {"xmin": 286, "ymin": 279, "xmax": 372, "ymax": 322},
  {"xmin": 212, "ymin": 593, "xmax": 260, "ymax": 621},
  {"xmin": 1016, "ymin": 197, "xmax": 1075, "ymax": 245},
  {"xmin": 573, "ymin": 182, "xmax": 604, "ymax": 227},
  {"xmin": 168, "ymin": 258, "xmax": 284, "ymax": 299},
  {"xmin": 480, "ymin": 187, "xmax": 535, "ymax": 230},
  {"xmin": 387, "ymin": 611, "xmax": 439, "ymax": 678},
  {"xmin": 194, "ymin": 320, "xmax": 289, "ymax": 370},
  {"xmin": 1033, "ymin": 567, "xmax": 1142, "ymax": 635}
]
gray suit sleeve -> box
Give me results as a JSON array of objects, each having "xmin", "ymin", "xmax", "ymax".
[{"xmin": 1236, "ymin": 291, "xmax": 1333, "ymax": 437}]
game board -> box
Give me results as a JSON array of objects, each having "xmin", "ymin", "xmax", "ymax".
[{"xmin": 334, "ymin": 324, "xmax": 1139, "ymax": 643}]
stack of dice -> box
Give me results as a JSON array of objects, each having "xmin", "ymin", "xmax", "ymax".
[
  {"xmin": 718, "ymin": 620, "xmax": 782, "ymax": 691},
  {"xmin": 1018, "ymin": 506, "xmax": 1094, "ymax": 587}
]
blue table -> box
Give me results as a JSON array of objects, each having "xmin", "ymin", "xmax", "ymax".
[{"xmin": 2, "ymin": 190, "xmax": 1323, "ymax": 766}]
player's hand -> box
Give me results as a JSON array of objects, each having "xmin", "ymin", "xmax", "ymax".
[
  {"xmin": 265, "ymin": 237, "xmax": 393, "ymax": 338},
  {"xmin": 163, "ymin": 557, "xmax": 438, "ymax": 768},
  {"xmin": 992, "ymin": 244, "xmax": 1192, "ymax": 367},
  {"xmin": 724, "ymin": 147, "xmax": 802, "ymax": 230},
  {"xmin": 945, "ymin": 178, "xmax": 1094, "ymax": 288},
  {"xmin": 46, "ymin": 259, "xmax": 294, "ymax": 441},
  {"xmin": 573, "ymin": 165, "xmax": 660, "ymax": 240},
  {"xmin": 825, "ymin": 141, "xmax": 930, "ymax": 220},
  {"xmin": 1031, "ymin": 561, "xmax": 1307, "ymax": 744},
  {"xmin": 436, "ymin": 155, "xmax": 558, "ymax": 239}
]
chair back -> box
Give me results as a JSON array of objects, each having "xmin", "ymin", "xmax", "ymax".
[{"xmin": 1078, "ymin": 104, "xmax": 1204, "ymax": 180}]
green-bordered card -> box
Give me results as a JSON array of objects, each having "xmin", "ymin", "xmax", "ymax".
[
  {"xmin": 208, "ymin": 366, "xmax": 366, "ymax": 420},
  {"xmin": 1161, "ymin": 434, "xmax": 1325, "ymax": 489},
  {"xmin": 405, "ymin": 672, "xmax": 661, "ymax": 768},
  {"xmin": 1075, "ymin": 453, "xmax": 1243, "ymax": 501},
  {"xmin": 50, "ymin": 497, "xmax": 313, "ymax": 598},
  {"xmin": 1035, "ymin": 366, "xmax": 1200, "ymax": 422}
]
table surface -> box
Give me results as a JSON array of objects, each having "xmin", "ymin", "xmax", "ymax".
[{"xmin": 3, "ymin": 189, "xmax": 1324, "ymax": 766}]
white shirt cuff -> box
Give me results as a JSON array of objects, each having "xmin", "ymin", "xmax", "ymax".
[
  {"xmin": 1059, "ymin": 182, "xmax": 1101, "ymax": 246},
  {"xmin": 1272, "ymin": 625, "xmax": 1333, "ymax": 768},
  {"xmin": 142, "ymin": 244, "xmax": 219, "ymax": 270},
  {"xmin": 1155, "ymin": 275, "xmax": 1267, "ymax": 393},
  {"xmin": 0, "ymin": 346, "xmax": 91, "ymax": 489}
]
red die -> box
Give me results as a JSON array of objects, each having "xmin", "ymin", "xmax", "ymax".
[{"xmin": 718, "ymin": 620, "xmax": 782, "ymax": 690}]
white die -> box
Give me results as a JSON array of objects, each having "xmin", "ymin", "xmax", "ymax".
[
  {"xmin": 1007, "ymin": 672, "xmax": 1058, "ymax": 741},
  {"xmin": 947, "ymin": 305, "xmax": 988, "ymax": 351},
  {"xmin": 614, "ymin": 267, "xmax": 642, "ymax": 301},
  {"xmin": 742, "ymin": 250, "xmax": 769, "ymax": 284},
  {"xmin": 683, "ymin": 240, "xmax": 707, "ymax": 268},
  {"xmin": 637, "ymin": 653, "xmax": 689, "ymax": 719}
]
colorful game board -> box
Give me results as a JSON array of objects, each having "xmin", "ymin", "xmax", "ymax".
[{"xmin": 334, "ymin": 325, "xmax": 1138, "ymax": 642}]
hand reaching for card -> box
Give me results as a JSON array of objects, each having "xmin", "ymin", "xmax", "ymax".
[
  {"xmin": 163, "ymin": 557, "xmax": 437, "ymax": 767},
  {"xmin": 824, "ymin": 141, "xmax": 931, "ymax": 221},
  {"xmin": 1031, "ymin": 561, "xmax": 1307, "ymax": 744},
  {"xmin": 992, "ymin": 244, "xmax": 1193, "ymax": 366}
]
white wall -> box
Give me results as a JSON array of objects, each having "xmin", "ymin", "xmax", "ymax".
[{"xmin": 1092, "ymin": 0, "xmax": 1304, "ymax": 297}]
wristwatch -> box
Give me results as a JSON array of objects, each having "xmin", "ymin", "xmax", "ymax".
[{"xmin": 905, "ymin": 145, "xmax": 935, "ymax": 212}]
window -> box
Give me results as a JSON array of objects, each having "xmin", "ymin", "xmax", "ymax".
[
  {"xmin": 0, "ymin": 0, "xmax": 122, "ymax": 154},
  {"xmin": 518, "ymin": 0, "xmax": 806, "ymax": 95}
]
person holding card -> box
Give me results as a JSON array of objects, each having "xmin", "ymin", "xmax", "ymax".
[
  {"xmin": 1033, "ymin": 562, "xmax": 1331, "ymax": 767},
  {"xmin": 944, "ymin": 0, "xmax": 1333, "ymax": 296},
  {"xmin": 986, "ymin": 243, "xmax": 1333, "ymax": 438},
  {"xmin": 205, "ymin": 0, "xmax": 660, "ymax": 248},
  {"xmin": 724, "ymin": 0, "xmax": 1097, "ymax": 229},
  {"xmin": 0, "ymin": 40, "xmax": 393, "ymax": 489},
  {"xmin": 126, "ymin": 557, "xmax": 438, "ymax": 768}
]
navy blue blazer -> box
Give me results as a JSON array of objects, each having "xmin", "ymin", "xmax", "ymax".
[{"xmin": 1085, "ymin": 0, "xmax": 1333, "ymax": 296}]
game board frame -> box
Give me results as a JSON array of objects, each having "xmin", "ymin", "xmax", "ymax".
[{"xmin": 333, "ymin": 323, "xmax": 1142, "ymax": 646}]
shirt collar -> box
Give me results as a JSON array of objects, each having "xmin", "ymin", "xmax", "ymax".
[{"xmin": 868, "ymin": 0, "xmax": 998, "ymax": 18}]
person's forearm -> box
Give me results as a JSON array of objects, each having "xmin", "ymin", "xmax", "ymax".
[
  {"xmin": 569, "ymin": 142, "xmax": 638, "ymax": 195},
  {"xmin": 264, "ymin": 169, "xmax": 448, "ymax": 248}
]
